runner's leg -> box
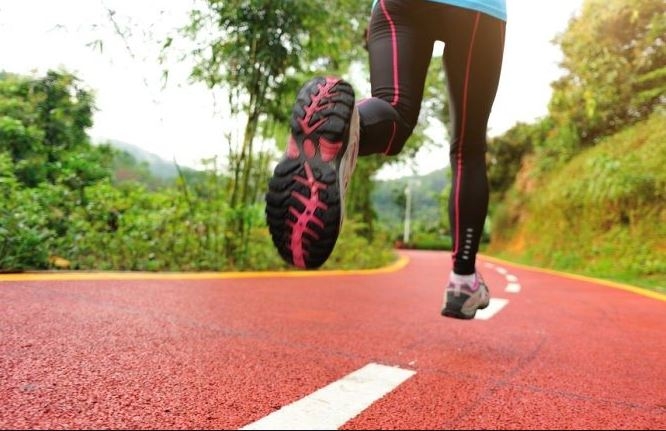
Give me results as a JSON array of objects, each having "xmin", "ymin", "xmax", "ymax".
[
  {"xmin": 359, "ymin": 0, "xmax": 434, "ymax": 156},
  {"xmin": 440, "ymin": 8, "xmax": 505, "ymax": 275}
]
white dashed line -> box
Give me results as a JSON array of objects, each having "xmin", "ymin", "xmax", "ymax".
[
  {"xmin": 240, "ymin": 363, "xmax": 415, "ymax": 430},
  {"xmin": 476, "ymin": 298, "xmax": 510, "ymax": 320},
  {"xmin": 505, "ymin": 282, "xmax": 522, "ymax": 293}
]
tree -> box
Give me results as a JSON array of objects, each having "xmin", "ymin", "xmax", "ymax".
[
  {"xmin": 0, "ymin": 70, "xmax": 117, "ymax": 270},
  {"xmin": 550, "ymin": 0, "xmax": 665, "ymax": 145},
  {"xmin": 179, "ymin": 0, "xmax": 368, "ymax": 203},
  {"xmin": 487, "ymin": 120, "xmax": 549, "ymax": 201},
  {"xmin": 167, "ymin": 0, "xmax": 369, "ymax": 257},
  {"xmin": 0, "ymin": 70, "xmax": 111, "ymax": 191}
]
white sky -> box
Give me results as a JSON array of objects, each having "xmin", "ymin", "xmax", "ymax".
[{"xmin": 0, "ymin": 0, "xmax": 583, "ymax": 179}]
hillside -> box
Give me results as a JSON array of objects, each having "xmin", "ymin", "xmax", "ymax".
[
  {"xmin": 93, "ymin": 138, "xmax": 190, "ymax": 180},
  {"xmin": 488, "ymin": 112, "xmax": 665, "ymax": 292}
]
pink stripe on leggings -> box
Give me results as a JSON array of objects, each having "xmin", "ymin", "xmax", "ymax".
[
  {"xmin": 452, "ymin": 12, "xmax": 480, "ymax": 264},
  {"xmin": 380, "ymin": 0, "xmax": 400, "ymax": 107}
]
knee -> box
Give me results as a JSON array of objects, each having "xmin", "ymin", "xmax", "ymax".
[
  {"xmin": 449, "ymin": 130, "xmax": 488, "ymax": 161},
  {"xmin": 358, "ymin": 98, "xmax": 415, "ymax": 156},
  {"xmin": 381, "ymin": 122, "xmax": 413, "ymax": 156}
]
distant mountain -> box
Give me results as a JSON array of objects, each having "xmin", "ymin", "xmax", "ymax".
[{"xmin": 95, "ymin": 138, "xmax": 185, "ymax": 180}]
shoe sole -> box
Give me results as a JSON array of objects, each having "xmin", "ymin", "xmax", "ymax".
[{"xmin": 265, "ymin": 77, "xmax": 356, "ymax": 269}]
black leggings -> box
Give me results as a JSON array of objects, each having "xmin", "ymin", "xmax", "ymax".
[{"xmin": 359, "ymin": 0, "xmax": 505, "ymax": 275}]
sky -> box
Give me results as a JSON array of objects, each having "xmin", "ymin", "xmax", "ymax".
[{"xmin": 0, "ymin": 0, "xmax": 584, "ymax": 180}]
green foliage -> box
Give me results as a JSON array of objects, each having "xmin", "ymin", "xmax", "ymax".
[
  {"xmin": 346, "ymin": 156, "xmax": 382, "ymax": 239},
  {"xmin": 46, "ymin": 177, "xmax": 395, "ymax": 271},
  {"xmin": 322, "ymin": 217, "xmax": 397, "ymax": 270},
  {"xmin": 0, "ymin": 67, "xmax": 399, "ymax": 273},
  {"xmin": 0, "ymin": 70, "xmax": 114, "ymax": 270},
  {"xmin": 372, "ymin": 168, "xmax": 448, "ymax": 234},
  {"xmin": 0, "ymin": 153, "xmax": 51, "ymax": 270},
  {"xmin": 53, "ymin": 179, "xmax": 226, "ymax": 271},
  {"xmin": 403, "ymin": 231, "xmax": 452, "ymax": 251},
  {"xmin": 490, "ymin": 112, "xmax": 666, "ymax": 290},
  {"xmin": 0, "ymin": 70, "xmax": 107, "ymax": 188},
  {"xmin": 181, "ymin": 0, "xmax": 366, "ymax": 93},
  {"xmin": 550, "ymin": 0, "xmax": 665, "ymax": 145},
  {"xmin": 487, "ymin": 120, "xmax": 547, "ymax": 201}
]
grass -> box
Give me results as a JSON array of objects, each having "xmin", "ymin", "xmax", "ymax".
[
  {"xmin": 484, "ymin": 248, "xmax": 666, "ymax": 295},
  {"xmin": 487, "ymin": 112, "xmax": 665, "ymax": 296}
]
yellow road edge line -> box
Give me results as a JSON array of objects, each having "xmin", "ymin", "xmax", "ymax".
[
  {"xmin": 479, "ymin": 253, "xmax": 666, "ymax": 302},
  {"xmin": 0, "ymin": 254, "xmax": 410, "ymax": 282}
]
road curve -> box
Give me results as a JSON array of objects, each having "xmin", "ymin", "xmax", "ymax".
[{"xmin": 1, "ymin": 250, "xmax": 664, "ymax": 430}]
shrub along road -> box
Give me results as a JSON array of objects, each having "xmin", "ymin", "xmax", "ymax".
[{"xmin": 1, "ymin": 250, "xmax": 664, "ymax": 429}]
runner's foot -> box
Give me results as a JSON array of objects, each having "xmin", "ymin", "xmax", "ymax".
[
  {"xmin": 441, "ymin": 272, "xmax": 490, "ymax": 319},
  {"xmin": 265, "ymin": 76, "xmax": 359, "ymax": 269}
]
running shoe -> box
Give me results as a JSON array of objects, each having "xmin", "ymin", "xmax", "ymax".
[
  {"xmin": 441, "ymin": 272, "xmax": 491, "ymax": 319},
  {"xmin": 265, "ymin": 76, "xmax": 359, "ymax": 269}
]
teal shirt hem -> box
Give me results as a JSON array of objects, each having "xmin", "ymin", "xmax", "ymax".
[{"xmin": 371, "ymin": 0, "xmax": 507, "ymax": 22}]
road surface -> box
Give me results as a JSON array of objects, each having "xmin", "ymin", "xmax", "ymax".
[{"xmin": 1, "ymin": 250, "xmax": 665, "ymax": 429}]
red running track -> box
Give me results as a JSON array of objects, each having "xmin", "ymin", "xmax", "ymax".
[{"xmin": 1, "ymin": 250, "xmax": 665, "ymax": 430}]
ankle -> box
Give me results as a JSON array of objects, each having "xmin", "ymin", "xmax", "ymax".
[{"xmin": 450, "ymin": 271, "xmax": 476, "ymax": 285}]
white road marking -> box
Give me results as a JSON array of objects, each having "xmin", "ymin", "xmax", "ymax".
[
  {"xmin": 506, "ymin": 274, "xmax": 518, "ymax": 282},
  {"xmin": 475, "ymin": 298, "xmax": 509, "ymax": 320},
  {"xmin": 495, "ymin": 267, "xmax": 508, "ymax": 275},
  {"xmin": 505, "ymin": 282, "xmax": 522, "ymax": 293},
  {"xmin": 239, "ymin": 363, "xmax": 416, "ymax": 430}
]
